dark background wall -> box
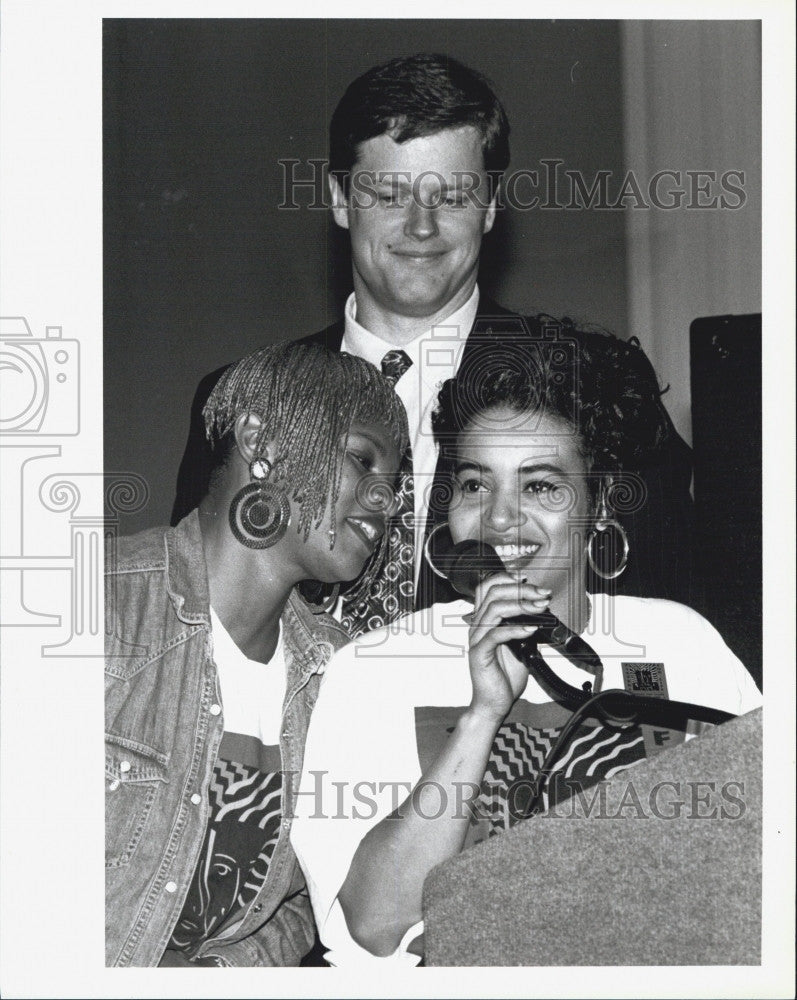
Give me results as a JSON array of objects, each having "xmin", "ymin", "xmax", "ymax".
[{"xmin": 104, "ymin": 18, "xmax": 628, "ymax": 533}]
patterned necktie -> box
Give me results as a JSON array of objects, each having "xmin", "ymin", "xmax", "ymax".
[{"xmin": 340, "ymin": 349, "xmax": 415, "ymax": 637}]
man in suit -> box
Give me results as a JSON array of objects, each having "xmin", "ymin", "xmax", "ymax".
[{"xmin": 172, "ymin": 53, "xmax": 694, "ymax": 618}]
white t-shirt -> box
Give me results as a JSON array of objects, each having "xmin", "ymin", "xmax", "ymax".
[
  {"xmin": 341, "ymin": 287, "xmax": 480, "ymax": 585},
  {"xmin": 168, "ymin": 609, "xmax": 288, "ymax": 955},
  {"xmin": 209, "ymin": 607, "xmax": 286, "ymax": 746},
  {"xmin": 290, "ymin": 594, "xmax": 761, "ymax": 966}
]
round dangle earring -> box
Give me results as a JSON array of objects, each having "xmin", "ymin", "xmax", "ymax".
[
  {"xmin": 229, "ymin": 457, "xmax": 291, "ymax": 549},
  {"xmin": 586, "ymin": 488, "xmax": 629, "ymax": 580}
]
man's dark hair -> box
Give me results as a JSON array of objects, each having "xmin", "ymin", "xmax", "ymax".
[{"xmin": 329, "ymin": 53, "xmax": 511, "ymax": 192}]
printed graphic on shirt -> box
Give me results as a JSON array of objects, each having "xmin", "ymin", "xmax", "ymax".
[
  {"xmin": 477, "ymin": 720, "xmax": 648, "ymax": 835},
  {"xmin": 169, "ymin": 733, "xmax": 283, "ymax": 954},
  {"xmin": 622, "ymin": 661, "xmax": 669, "ymax": 697},
  {"xmin": 414, "ymin": 700, "xmax": 665, "ymax": 844}
]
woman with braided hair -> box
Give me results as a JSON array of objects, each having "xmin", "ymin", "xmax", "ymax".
[
  {"xmin": 105, "ymin": 341, "xmax": 408, "ymax": 967},
  {"xmin": 291, "ymin": 320, "xmax": 761, "ymax": 966}
]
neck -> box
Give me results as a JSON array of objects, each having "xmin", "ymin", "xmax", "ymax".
[
  {"xmin": 352, "ymin": 279, "xmax": 476, "ymax": 346},
  {"xmin": 552, "ymin": 587, "xmax": 591, "ymax": 636},
  {"xmin": 198, "ymin": 496, "xmax": 296, "ymax": 663},
  {"xmin": 547, "ymin": 567, "xmax": 591, "ymax": 635}
]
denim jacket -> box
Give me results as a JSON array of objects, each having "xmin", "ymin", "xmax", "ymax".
[{"xmin": 105, "ymin": 511, "xmax": 350, "ymax": 966}]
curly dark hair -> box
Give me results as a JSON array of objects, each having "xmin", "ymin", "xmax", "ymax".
[{"xmin": 432, "ymin": 315, "xmax": 670, "ymax": 480}]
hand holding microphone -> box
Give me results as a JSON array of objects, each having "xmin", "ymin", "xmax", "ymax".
[
  {"xmin": 466, "ymin": 567, "xmax": 554, "ymax": 724},
  {"xmin": 430, "ymin": 537, "xmax": 605, "ymax": 711},
  {"xmin": 428, "ymin": 537, "xmax": 554, "ymax": 724}
]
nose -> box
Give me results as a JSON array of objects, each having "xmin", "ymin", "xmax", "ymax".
[
  {"xmin": 403, "ymin": 199, "xmax": 438, "ymax": 241},
  {"xmin": 483, "ymin": 488, "xmax": 525, "ymax": 533}
]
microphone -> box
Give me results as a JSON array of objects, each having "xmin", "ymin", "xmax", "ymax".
[{"xmin": 430, "ymin": 537, "xmax": 604, "ymax": 700}]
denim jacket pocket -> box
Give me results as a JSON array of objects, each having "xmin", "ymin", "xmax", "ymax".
[{"xmin": 105, "ymin": 733, "xmax": 169, "ymax": 869}]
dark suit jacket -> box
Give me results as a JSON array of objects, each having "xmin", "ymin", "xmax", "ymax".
[{"xmin": 171, "ymin": 297, "xmax": 696, "ymax": 607}]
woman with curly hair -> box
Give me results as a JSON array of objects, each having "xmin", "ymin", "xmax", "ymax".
[
  {"xmin": 105, "ymin": 341, "xmax": 408, "ymax": 967},
  {"xmin": 291, "ymin": 320, "xmax": 761, "ymax": 966}
]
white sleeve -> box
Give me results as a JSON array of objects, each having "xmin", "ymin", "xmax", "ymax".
[
  {"xmin": 290, "ymin": 639, "xmax": 424, "ymax": 966},
  {"xmin": 665, "ymin": 602, "xmax": 763, "ymax": 716}
]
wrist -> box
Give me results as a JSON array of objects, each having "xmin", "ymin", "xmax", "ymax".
[{"xmin": 459, "ymin": 704, "xmax": 505, "ymax": 737}]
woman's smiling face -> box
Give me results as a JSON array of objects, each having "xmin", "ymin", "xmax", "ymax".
[{"xmin": 447, "ymin": 405, "xmax": 594, "ymax": 611}]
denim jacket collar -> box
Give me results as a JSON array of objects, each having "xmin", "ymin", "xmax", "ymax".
[{"xmin": 165, "ymin": 510, "xmax": 212, "ymax": 626}]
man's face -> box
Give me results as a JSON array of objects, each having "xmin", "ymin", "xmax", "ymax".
[{"xmin": 330, "ymin": 126, "xmax": 498, "ymax": 323}]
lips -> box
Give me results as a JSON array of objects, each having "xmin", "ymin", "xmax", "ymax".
[
  {"xmin": 489, "ymin": 541, "xmax": 542, "ymax": 571},
  {"xmin": 345, "ymin": 516, "xmax": 384, "ymax": 552},
  {"xmin": 391, "ymin": 248, "xmax": 446, "ymax": 262}
]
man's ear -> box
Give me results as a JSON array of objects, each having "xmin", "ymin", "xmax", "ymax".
[
  {"xmin": 482, "ymin": 190, "xmax": 499, "ymax": 235},
  {"xmin": 232, "ymin": 412, "xmax": 273, "ymax": 467},
  {"xmin": 328, "ymin": 174, "xmax": 350, "ymax": 230}
]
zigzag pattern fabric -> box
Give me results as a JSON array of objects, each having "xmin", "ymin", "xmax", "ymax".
[{"xmin": 477, "ymin": 721, "xmax": 647, "ymax": 834}]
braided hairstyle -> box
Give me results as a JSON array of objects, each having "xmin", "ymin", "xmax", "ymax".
[{"xmin": 203, "ymin": 340, "xmax": 409, "ymax": 545}]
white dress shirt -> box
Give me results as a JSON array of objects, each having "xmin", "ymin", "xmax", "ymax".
[{"xmin": 340, "ymin": 287, "xmax": 480, "ymax": 584}]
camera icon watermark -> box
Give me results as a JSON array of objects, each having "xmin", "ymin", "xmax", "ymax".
[
  {"xmin": 0, "ymin": 314, "xmax": 149, "ymax": 655},
  {"xmin": 0, "ymin": 316, "xmax": 80, "ymax": 435}
]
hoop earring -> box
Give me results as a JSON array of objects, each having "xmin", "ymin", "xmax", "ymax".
[
  {"xmin": 229, "ymin": 457, "xmax": 291, "ymax": 549},
  {"xmin": 586, "ymin": 515, "xmax": 629, "ymax": 580},
  {"xmin": 423, "ymin": 522, "xmax": 454, "ymax": 580}
]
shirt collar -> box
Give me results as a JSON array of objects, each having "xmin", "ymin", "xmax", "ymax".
[{"xmin": 341, "ymin": 286, "xmax": 480, "ymax": 386}]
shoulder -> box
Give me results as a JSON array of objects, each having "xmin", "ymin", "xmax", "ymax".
[
  {"xmin": 296, "ymin": 319, "xmax": 345, "ymax": 351},
  {"xmin": 106, "ymin": 525, "xmax": 168, "ymax": 576},
  {"xmin": 610, "ymin": 594, "xmax": 719, "ymax": 633},
  {"xmin": 352, "ymin": 600, "xmax": 471, "ymax": 653},
  {"xmin": 323, "ymin": 601, "xmax": 472, "ymax": 702},
  {"xmin": 606, "ymin": 594, "xmax": 751, "ymax": 685},
  {"xmin": 607, "ymin": 595, "xmax": 737, "ymax": 652},
  {"xmin": 602, "ymin": 594, "xmax": 761, "ymax": 710},
  {"xmin": 469, "ymin": 299, "xmax": 527, "ymax": 339},
  {"xmin": 284, "ymin": 590, "xmax": 351, "ymax": 662}
]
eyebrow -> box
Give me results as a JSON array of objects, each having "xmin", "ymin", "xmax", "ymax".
[
  {"xmin": 347, "ymin": 428, "xmax": 383, "ymax": 449},
  {"xmin": 454, "ymin": 460, "xmax": 568, "ymax": 476},
  {"xmin": 374, "ymin": 175, "xmax": 465, "ymax": 194},
  {"xmin": 347, "ymin": 427, "xmax": 400, "ymax": 460}
]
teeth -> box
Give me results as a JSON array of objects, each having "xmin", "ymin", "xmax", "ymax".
[
  {"xmin": 350, "ymin": 518, "xmax": 378, "ymax": 543},
  {"xmin": 493, "ymin": 543, "xmax": 540, "ymax": 558}
]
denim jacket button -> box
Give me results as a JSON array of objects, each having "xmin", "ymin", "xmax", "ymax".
[
  {"xmin": 165, "ymin": 881, "xmax": 177, "ymax": 893},
  {"xmin": 109, "ymin": 779, "xmax": 120, "ymax": 791},
  {"xmin": 190, "ymin": 793, "xmax": 202, "ymax": 805},
  {"xmin": 209, "ymin": 703, "xmax": 221, "ymax": 716},
  {"xmin": 119, "ymin": 760, "xmax": 131, "ymax": 773}
]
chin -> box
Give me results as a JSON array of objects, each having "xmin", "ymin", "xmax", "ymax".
[
  {"xmin": 389, "ymin": 285, "xmax": 449, "ymax": 315},
  {"xmin": 322, "ymin": 555, "xmax": 371, "ymax": 588}
]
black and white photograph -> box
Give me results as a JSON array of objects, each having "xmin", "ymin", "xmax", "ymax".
[{"xmin": 0, "ymin": 3, "xmax": 794, "ymax": 998}]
